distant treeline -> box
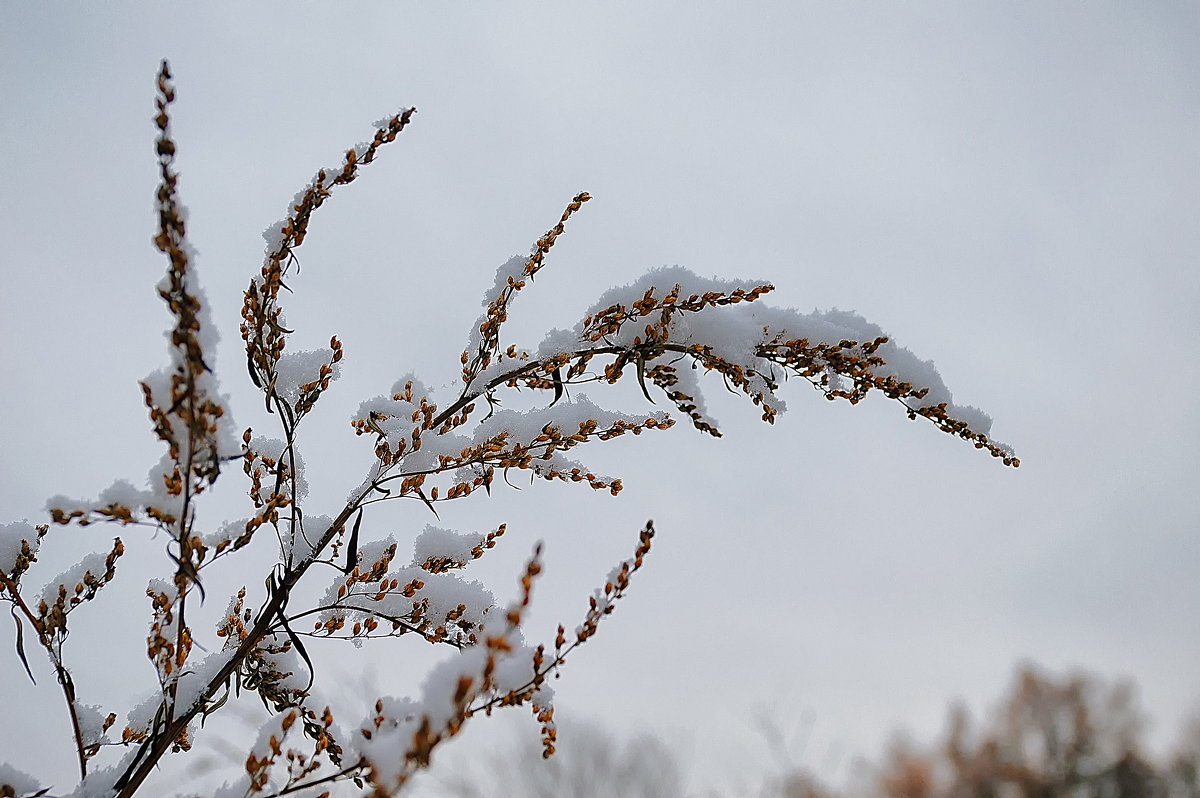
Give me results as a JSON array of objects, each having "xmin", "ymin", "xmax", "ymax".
[
  {"xmin": 783, "ymin": 663, "xmax": 1199, "ymax": 798},
  {"xmin": 433, "ymin": 662, "xmax": 1200, "ymax": 798}
]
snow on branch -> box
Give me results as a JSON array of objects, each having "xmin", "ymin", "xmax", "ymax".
[
  {"xmin": 0, "ymin": 60, "xmax": 1017, "ymax": 798},
  {"xmin": 440, "ymin": 261, "xmax": 1018, "ymax": 464},
  {"xmin": 461, "ymin": 192, "xmax": 592, "ymax": 390}
]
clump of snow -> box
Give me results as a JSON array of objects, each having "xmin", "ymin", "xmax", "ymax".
[
  {"xmin": 0, "ymin": 761, "xmax": 41, "ymax": 796},
  {"xmin": 370, "ymin": 108, "xmax": 415, "ymax": 129},
  {"xmin": 261, "ymin": 219, "xmax": 288, "ymax": 255},
  {"xmin": 247, "ymin": 436, "xmax": 308, "ymax": 503},
  {"xmin": 45, "ymin": 451, "xmax": 210, "ymax": 528},
  {"xmin": 418, "ymin": 645, "xmax": 491, "ymax": 726},
  {"xmin": 249, "ymin": 709, "xmax": 299, "ymax": 760},
  {"xmin": 64, "ymin": 753, "xmax": 132, "ymax": 798},
  {"xmin": 412, "ymin": 525, "xmax": 485, "ymax": 568},
  {"xmin": 143, "ymin": 453, "xmax": 187, "ymax": 518},
  {"xmin": 286, "ymin": 513, "xmax": 333, "ymax": 566},
  {"xmin": 354, "ymin": 533, "xmax": 399, "ymax": 573},
  {"xmin": 0, "ymin": 521, "xmax": 39, "ymax": 576},
  {"xmin": 944, "ymin": 403, "xmax": 994, "ymax": 437},
  {"xmin": 316, "ymin": 561, "xmax": 494, "ymax": 646},
  {"xmin": 350, "ymin": 374, "xmax": 434, "ymax": 457},
  {"xmin": 174, "ymin": 647, "xmax": 240, "ymax": 713},
  {"xmin": 490, "ymin": 642, "xmax": 541, "ymax": 695},
  {"xmin": 207, "ymin": 776, "xmax": 255, "ymax": 798},
  {"xmin": 96, "ymin": 479, "xmax": 154, "ymax": 510},
  {"xmin": 146, "ymin": 261, "xmax": 242, "ymax": 465},
  {"xmin": 38, "ymin": 551, "xmax": 112, "ymax": 607},
  {"xmin": 202, "ymin": 517, "xmax": 250, "ymax": 550},
  {"xmin": 535, "ymin": 327, "xmax": 580, "ymax": 360},
  {"xmin": 75, "ymin": 703, "xmax": 112, "ymax": 749},
  {"xmin": 125, "ymin": 690, "xmax": 163, "ymax": 737},
  {"xmin": 347, "ymin": 459, "xmax": 388, "ymax": 505},
  {"xmin": 350, "ymin": 695, "xmax": 426, "ymax": 789},
  {"xmin": 464, "ymin": 254, "xmax": 530, "ymax": 356},
  {"xmin": 274, "ymin": 347, "xmax": 341, "ymax": 407}
]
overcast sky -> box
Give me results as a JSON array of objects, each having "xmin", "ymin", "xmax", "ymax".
[{"xmin": 1, "ymin": 3, "xmax": 1198, "ymax": 795}]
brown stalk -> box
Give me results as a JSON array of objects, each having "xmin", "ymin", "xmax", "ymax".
[{"xmin": 0, "ymin": 571, "xmax": 89, "ymax": 779}]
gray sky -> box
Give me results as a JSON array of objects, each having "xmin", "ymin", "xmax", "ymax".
[{"xmin": 1, "ymin": 3, "xmax": 1198, "ymax": 794}]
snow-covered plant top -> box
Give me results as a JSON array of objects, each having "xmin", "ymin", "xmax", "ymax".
[{"xmin": 0, "ymin": 61, "xmax": 1016, "ymax": 798}]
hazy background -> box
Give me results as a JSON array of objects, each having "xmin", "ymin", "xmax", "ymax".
[{"xmin": 1, "ymin": 3, "xmax": 1197, "ymax": 794}]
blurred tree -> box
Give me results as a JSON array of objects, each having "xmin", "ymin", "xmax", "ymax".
[
  {"xmin": 765, "ymin": 771, "xmax": 839, "ymax": 798},
  {"xmin": 1163, "ymin": 716, "xmax": 1200, "ymax": 798},
  {"xmin": 880, "ymin": 737, "xmax": 936, "ymax": 798},
  {"xmin": 879, "ymin": 663, "xmax": 1172, "ymax": 798},
  {"xmin": 432, "ymin": 718, "xmax": 684, "ymax": 798}
]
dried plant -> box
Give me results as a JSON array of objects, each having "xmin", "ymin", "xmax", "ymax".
[{"xmin": 0, "ymin": 61, "xmax": 1016, "ymax": 798}]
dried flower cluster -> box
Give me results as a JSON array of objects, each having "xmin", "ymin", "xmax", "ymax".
[{"xmin": 0, "ymin": 60, "xmax": 1015, "ymax": 798}]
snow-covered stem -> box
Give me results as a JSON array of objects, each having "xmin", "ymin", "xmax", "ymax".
[{"xmin": 0, "ymin": 59, "xmax": 1016, "ymax": 798}]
